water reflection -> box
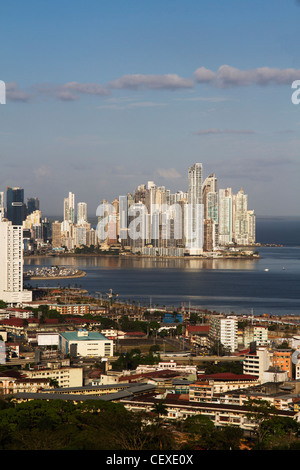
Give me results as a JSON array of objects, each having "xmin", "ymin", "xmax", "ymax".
[{"xmin": 25, "ymin": 255, "xmax": 258, "ymax": 271}]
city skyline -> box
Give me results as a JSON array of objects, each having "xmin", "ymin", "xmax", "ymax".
[{"xmin": 0, "ymin": 1, "xmax": 299, "ymax": 217}]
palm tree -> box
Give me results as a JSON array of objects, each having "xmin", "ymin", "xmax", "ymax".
[{"xmin": 151, "ymin": 400, "xmax": 168, "ymax": 423}]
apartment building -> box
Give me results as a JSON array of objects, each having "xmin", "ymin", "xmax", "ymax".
[
  {"xmin": 209, "ymin": 315, "xmax": 238, "ymax": 353},
  {"xmin": 24, "ymin": 364, "xmax": 83, "ymax": 388},
  {"xmin": 272, "ymin": 349, "xmax": 293, "ymax": 380},
  {"xmin": 243, "ymin": 347, "xmax": 271, "ymax": 382}
]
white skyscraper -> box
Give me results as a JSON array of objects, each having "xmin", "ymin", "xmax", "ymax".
[
  {"xmin": 218, "ymin": 188, "xmax": 233, "ymax": 245},
  {"xmin": 0, "ymin": 192, "xmax": 4, "ymax": 220},
  {"xmin": 233, "ymin": 188, "xmax": 249, "ymax": 245},
  {"xmin": 77, "ymin": 202, "xmax": 88, "ymax": 225},
  {"xmin": 64, "ymin": 192, "xmax": 75, "ymax": 223},
  {"xmin": 186, "ymin": 163, "xmax": 204, "ymax": 254},
  {"xmin": 0, "ymin": 219, "xmax": 32, "ymax": 304}
]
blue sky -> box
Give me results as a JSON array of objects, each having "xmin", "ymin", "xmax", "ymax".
[{"xmin": 0, "ymin": 0, "xmax": 300, "ymax": 217}]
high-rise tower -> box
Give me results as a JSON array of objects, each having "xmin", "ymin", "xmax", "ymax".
[
  {"xmin": 186, "ymin": 163, "xmax": 204, "ymax": 254},
  {"xmin": 0, "ymin": 219, "xmax": 32, "ymax": 304},
  {"xmin": 6, "ymin": 187, "xmax": 26, "ymax": 225}
]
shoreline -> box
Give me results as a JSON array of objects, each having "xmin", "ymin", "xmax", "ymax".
[{"xmin": 24, "ymin": 270, "xmax": 87, "ymax": 280}]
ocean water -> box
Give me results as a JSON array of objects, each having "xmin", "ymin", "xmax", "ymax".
[{"xmin": 25, "ymin": 217, "xmax": 300, "ymax": 316}]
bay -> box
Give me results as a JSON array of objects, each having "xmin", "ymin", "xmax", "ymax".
[
  {"xmin": 24, "ymin": 252, "xmax": 300, "ymax": 317},
  {"xmin": 24, "ymin": 217, "xmax": 300, "ymax": 316}
]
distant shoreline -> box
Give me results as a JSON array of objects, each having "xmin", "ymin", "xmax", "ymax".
[{"xmin": 24, "ymin": 270, "xmax": 87, "ymax": 280}]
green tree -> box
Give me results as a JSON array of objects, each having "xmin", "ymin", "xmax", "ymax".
[
  {"xmin": 244, "ymin": 398, "xmax": 279, "ymax": 449},
  {"xmin": 151, "ymin": 400, "xmax": 168, "ymax": 423}
]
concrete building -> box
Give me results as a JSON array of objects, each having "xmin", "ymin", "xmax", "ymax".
[
  {"xmin": 24, "ymin": 365, "xmax": 83, "ymax": 388},
  {"xmin": 209, "ymin": 315, "xmax": 238, "ymax": 353},
  {"xmin": 218, "ymin": 188, "xmax": 233, "ymax": 245},
  {"xmin": 243, "ymin": 325, "xmax": 269, "ymax": 347},
  {"xmin": 59, "ymin": 329, "xmax": 113, "ymax": 358},
  {"xmin": 64, "ymin": 192, "xmax": 75, "ymax": 224},
  {"xmin": 51, "ymin": 220, "xmax": 62, "ymax": 248},
  {"xmin": 6, "ymin": 187, "xmax": 26, "ymax": 226},
  {"xmin": 272, "ymin": 349, "xmax": 293, "ymax": 380},
  {"xmin": 0, "ymin": 219, "xmax": 32, "ymax": 305},
  {"xmin": 187, "ymin": 163, "xmax": 204, "ymax": 255},
  {"xmin": 49, "ymin": 304, "xmax": 90, "ymax": 315},
  {"xmin": 77, "ymin": 202, "xmax": 88, "ymax": 225},
  {"xmin": 243, "ymin": 347, "xmax": 272, "ymax": 382}
]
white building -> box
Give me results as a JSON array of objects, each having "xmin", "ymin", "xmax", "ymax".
[
  {"xmin": 0, "ymin": 218, "xmax": 32, "ymax": 305},
  {"xmin": 209, "ymin": 315, "xmax": 238, "ymax": 353},
  {"xmin": 186, "ymin": 163, "xmax": 204, "ymax": 255},
  {"xmin": 24, "ymin": 365, "xmax": 83, "ymax": 388},
  {"xmin": 243, "ymin": 325, "xmax": 269, "ymax": 347},
  {"xmin": 243, "ymin": 347, "xmax": 272, "ymax": 383},
  {"xmin": 77, "ymin": 202, "xmax": 88, "ymax": 225},
  {"xmin": 233, "ymin": 188, "xmax": 249, "ymax": 245},
  {"xmin": 64, "ymin": 191, "xmax": 75, "ymax": 224},
  {"xmin": 218, "ymin": 188, "xmax": 233, "ymax": 245},
  {"xmin": 59, "ymin": 329, "xmax": 113, "ymax": 358}
]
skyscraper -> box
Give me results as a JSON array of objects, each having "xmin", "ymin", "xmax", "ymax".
[
  {"xmin": 27, "ymin": 197, "xmax": 40, "ymax": 215},
  {"xmin": 0, "ymin": 219, "xmax": 32, "ymax": 304},
  {"xmin": 6, "ymin": 187, "xmax": 26, "ymax": 225},
  {"xmin": 187, "ymin": 163, "xmax": 204, "ymax": 254},
  {"xmin": 218, "ymin": 188, "xmax": 233, "ymax": 245},
  {"xmin": 77, "ymin": 202, "xmax": 88, "ymax": 225},
  {"xmin": 0, "ymin": 192, "xmax": 4, "ymax": 219},
  {"xmin": 232, "ymin": 188, "xmax": 249, "ymax": 245},
  {"xmin": 202, "ymin": 173, "xmax": 218, "ymax": 250},
  {"xmin": 63, "ymin": 192, "xmax": 75, "ymax": 224}
]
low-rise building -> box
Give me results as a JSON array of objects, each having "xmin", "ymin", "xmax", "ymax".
[
  {"xmin": 24, "ymin": 364, "xmax": 83, "ymax": 388},
  {"xmin": 189, "ymin": 373, "xmax": 259, "ymax": 402},
  {"xmin": 59, "ymin": 329, "xmax": 113, "ymax": 358},
  {"xmin": 49, "ymin": 304, "xmax": 90, "ymax": 315},
  {"xmin": 243, "ymin": 346, "xmax": 271, "ymax": 382},
  {"xmin": 272, "ymin": 349, "xmax": 293, "ymax": 380}
]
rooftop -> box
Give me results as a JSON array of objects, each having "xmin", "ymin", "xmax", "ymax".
[{"xmin": 59, "ymin": 330, "xmax": 109, "ymax": 342}]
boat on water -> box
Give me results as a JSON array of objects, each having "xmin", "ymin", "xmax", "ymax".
[{"xmin": 264, "ymin": 268, "xmax": 269, "ymax": 272}]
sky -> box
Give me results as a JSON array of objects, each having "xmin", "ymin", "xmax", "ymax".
[{"xmin": 0, "ymin": 0, "xmax": 300, "ymax": 217}]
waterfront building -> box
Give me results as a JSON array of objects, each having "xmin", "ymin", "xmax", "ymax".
[
  {"xmin": 51, "ymin": 220, "xmax": 62, "ymax": 248},
  {"xmin": 247, "ymin": 209, "xmax": 256, "ymax": 244},
  {"xmin": 77, "ymin": 202, "xmax": 88, "ymax": 225},
  {"xmin": 232, "ymin": 188, "xmax": 250, "ymax": 245},
  {"xmin": 64, "ymin": 191, "xmax": 75, "ymax": 224},
  {"xmin": 187, "ymin": 163, "xmax": 204, "ymax": 255},
  {"xmin": 0, "ymin": 218, "xmax": 32, "ymax": 304},
  {"xmin": 218, "ymin": 188, "xmax": 233, "ymax": 245}
]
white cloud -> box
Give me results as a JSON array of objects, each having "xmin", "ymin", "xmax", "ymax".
[
  {"xmin": 194, "ymin": 64, "xmax": 300, "ymax": 88},
  {"xmin": 107, "ymin": 73, "xmax": 194, "ymax": 90},
  {"xmin": 193, "ymin": 67, "xmax": 217, "ymax": 83},
  {"xmin": 6, "ymin": 82, "xmax": 31, "ymax": 102}
]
